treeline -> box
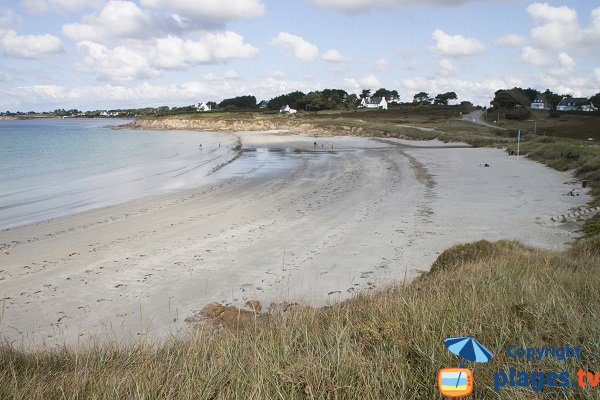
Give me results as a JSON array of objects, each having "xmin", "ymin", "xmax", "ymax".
[
  {"xmin": 215, "ymin": 88, "xmax": 402, "ymax": 112},
  {"xmin": 489, "ymin": 87, "xmax": 600, "ymax": 120}
]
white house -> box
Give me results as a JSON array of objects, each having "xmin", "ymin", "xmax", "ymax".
[
  {"xmin": 531, "ymin": 95, "xmax": 550, "ymax": 110},
  {"xmin": 258, "ymin": 100, "xmax": 269, "ymax": 109},
  {"xmin": 197, "ymin": 102, "xmax": 211, "ymax": 112},
  {"xmin": 279, "ymin": 105, "xmax": 297, "ymax": 114},
  {"xmin": 360, "ymin": 97, "xmax": 388, "ymax": 110},
  {"xmin": 389, "ymin": 96, "xmax": 401, "ymax": 104}
]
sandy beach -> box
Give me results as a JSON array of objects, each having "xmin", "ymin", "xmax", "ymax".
[{"xmin": 0, "ymin": 132, "xmax": 590, "ymax": 349}]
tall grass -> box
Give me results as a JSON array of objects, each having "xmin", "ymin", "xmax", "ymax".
[{"xmin": 2, "ymin": 238, "xmax": 599, "ymax": 399}]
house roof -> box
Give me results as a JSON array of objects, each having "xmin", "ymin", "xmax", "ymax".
[
  {"xmin": 366, "ymin": 97, "xmax": 385, "ymax": 105},
  {"xmin": 532, "ymin": 95, "xmax": 547, "ymax": 103},
  {"xmin": 558, "ymin": 97, "xmax": 587, "ymax": 107}
]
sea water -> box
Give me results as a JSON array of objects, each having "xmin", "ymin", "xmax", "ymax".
[{"xmin": 0, "ymin": 119, "xmax": 231, "ymax": 229}]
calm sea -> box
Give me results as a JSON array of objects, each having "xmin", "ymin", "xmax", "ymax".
[{"xmin": 0, "ymin": 119, "xmax": 230, "ymax": 229}]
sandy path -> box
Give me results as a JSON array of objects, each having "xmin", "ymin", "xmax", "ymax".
[{"xmin": 0, "ymin": 133, "xmax": 590, "ymax": 349}]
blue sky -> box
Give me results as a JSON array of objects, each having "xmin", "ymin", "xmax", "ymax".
[{"xmin": 0, "ymin": 0, "xmax": 599, "ymax": 111}]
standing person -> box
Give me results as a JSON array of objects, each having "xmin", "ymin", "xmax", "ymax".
[{"xmin": 314, "ymin": 142, "xmax": 317, "ymax": 150}]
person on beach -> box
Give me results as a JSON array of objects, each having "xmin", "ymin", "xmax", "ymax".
[{"xmin": 314, "ymin": 142, "xmax": 317, "ymax": 150}]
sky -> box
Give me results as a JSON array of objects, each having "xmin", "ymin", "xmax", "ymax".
[{"xmin": 0, "ymin": 0, "xmax": 599, "ymax": 111}]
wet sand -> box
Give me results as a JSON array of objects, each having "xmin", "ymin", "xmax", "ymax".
[{"xmin": 0, "ymin": 132, "xmax": 590, "ymax": 349}]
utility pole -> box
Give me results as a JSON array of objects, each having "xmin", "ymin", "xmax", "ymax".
[{"xmin": 517, "ymin": 130, "xmax": 521, "ymax": 160}]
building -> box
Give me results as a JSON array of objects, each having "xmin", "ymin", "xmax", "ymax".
[
  {"xmin": 531, "ymin": 95, "xmax": 550, "ymax": 110},
  {"xmin": 557, "ymin": 97, "xmax": 598, "ymax": 112},
  {"xmin": 279, "ymin": 105, "xmax": 297, "ymax": 114},
  {"xmin": 557, "ymin": 97, "xmax": 583, "ymax": 111},
  {"xmin": 196, "ymin": 102, "xmax": 211, "ymax": 112},
  {"xmin": 360, "ymin": 97, "xmax": 388, "ymax": 110},
  {"xmin": 258, "ymin": 100, "xmax": 269, "ymax": 109}
]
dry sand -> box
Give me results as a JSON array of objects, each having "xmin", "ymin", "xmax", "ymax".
[{"xmin": 0, "ymin": 132, "xmax": 591, "ymax": 349}]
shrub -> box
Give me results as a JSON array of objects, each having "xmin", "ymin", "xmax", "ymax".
[
  {"xmin": 430, "ymin": 240, "xmax": 496, "ymax": 273},
  {"xmin": 504, "ymin": 108, "xmax": 531, "ymax": 120}
]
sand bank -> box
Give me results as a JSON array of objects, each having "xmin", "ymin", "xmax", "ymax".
[{"xmin": 0, "ymin": 132, "xmax": 590, "ymax": 349}]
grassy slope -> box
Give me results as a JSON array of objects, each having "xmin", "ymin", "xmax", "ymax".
[{"xmin": 2, "ymin": 238, "xmax": 599, "ymax": 399}]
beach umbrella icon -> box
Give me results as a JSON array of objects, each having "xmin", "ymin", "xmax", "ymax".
[{"xmin": 445, "ymin": 336, "xmax": 493, "ymax": 365}]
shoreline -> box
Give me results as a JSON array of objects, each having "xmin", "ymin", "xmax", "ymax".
[{"xmin": 0, "ymin": 131, "xmax": 592, "ymax": 350}]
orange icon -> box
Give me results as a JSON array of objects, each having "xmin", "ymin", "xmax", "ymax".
[{"xmin": 438, "ymin": 368, "xmax": 473, "ymax": 398}]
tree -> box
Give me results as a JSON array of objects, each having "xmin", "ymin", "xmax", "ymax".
[
  {"xmin": 267, "ymin": 91, "xmax": 305, "ymax": 110},
  {"xmin": 299, "ymin": 91, "xmax": 326, "ymax": 111},
  {"xmin": 522, "ymin": 87, "xmax": 540, "ymax": 102},
  {"xmin": 433, "ymin": 92, "xmax": 458, "ymax": 105},
  {"xmin": 360, "ymin": 89, "xmax": 371, "ymax": 99},
  {"xmin": 491, "ymin": 89, "xmax": 529, "ymax": 109},
  {"xmin": 207, "ymin": 101, "xmax": 217, "ymax": 110},
  {"xmin": 542, "ymin": 89, "xmax": 565, "ymax": 109},
  {"xmin": 320, "ymin": 89, "xmax": 348, "ymax": 109},
  {"xmin": 591, "ymin": 92, "xmax": 600, "ymax": 107},
  {"xmin": 373, "ymin": 88, "xmax": 392, "ymax": 99},
  {"xmin": 345, "ymin": 94, "xmax": 359, "ymax": 109},
  {"xmin": 219, "ymin": 95, "xmax": 257, "ymax": 110},
  {"xmin": 413, "ymin": 92, "xmax": 432, "ymax": 104}
]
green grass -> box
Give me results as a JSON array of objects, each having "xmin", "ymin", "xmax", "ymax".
[
  {"xmin": 2, "ymin": 238, "xmax": 599, "ymax": 399},
  {"xmin": 485, "ymin": 110, "xmax": 600, "ymax": 141}
]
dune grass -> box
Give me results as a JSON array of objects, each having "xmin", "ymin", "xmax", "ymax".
[{"xmin": 2, "ymin": 237, "xmax": 599, "ymax": 399}]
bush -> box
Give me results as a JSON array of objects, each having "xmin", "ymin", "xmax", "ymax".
[
  {"xmin": 584, "ymin": 214, "xmax": 600, "ymax": 238},
  {"xmin": 430, "ymin": 240, "xmax": 496, "ymax": 273},
  {"xmin": 504, "ymin": 108, "xmax": 531, "ymax": 120},
  {"xmin": 549, "ymin": 109, "xmax": 560, "ymax": 118}
]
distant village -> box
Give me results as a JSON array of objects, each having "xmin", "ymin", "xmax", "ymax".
[{"xmin": 1, "ymin": 86, "xmax": 598, "ymax": 119}]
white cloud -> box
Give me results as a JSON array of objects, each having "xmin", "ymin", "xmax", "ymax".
[
  {"xmin": 399, "ymin": 76, "xmax": 523, "ymax": 106},
  {"xmin": 77, "ymin": 32, "xmax": 259, "ymax": 81},
  {"xmin": 0, "ymin": 29, "xmax": 62, "ymax": 58},
  {"xmin": 341, "ymin": 75, "xmax": 380, "ymax": 92},
  {"xmin": 0, "ymin": 9, "xmax": 20, "ymax": 30},
  {"xmin": 140, "ymin": 0, "xmax": 265, "ymax": 22},
  {"xmin": 535, "ymin": 71, "xmax": 594, "ymax": 98},
  {"xmin": 360, "ymin": 74, "xmax": 380, "ymax": 87},
  {"xmin": 224, "ymin": 69, "xmax": 239, "ymax": 79},
  {"xmin": 520, "ymin": 46, "xmax": 551, "ymax": 66},
  {"xmin": 77, "ymin": 41, "xmax": 158, "ymax": 82},
  {"xmin": 21, "ymin": 0, "xmax": 102, "ymax": 14},
  {"xmin": 438, "ymin": 58, "xmax": 456, "ymax": 75},
  {"xmin": 375, "ymin": 58, "xmax": 390, "ymax": 71},
  {"xmin": 270, "ymin": 32, "xmax": 319, "ymax": 62},
  {"xmin": 527, "ymin": 3, "xmax": 580, "ymax": 49},
  {"xmin": 62, "ymin": 1, "xmax": 187, "ymax": 43},
  {"xmin": 309, "ymin": 0, "xmax": 509, "ymax": 14},
  {"xmin": 431, "ymin": 29, "xmax": 485, "ymax": 56},
  {"xmin": 494, "ymin": 34, "xmax": 526, "ymax": 47},
  {"xmin": 322, "ymin": 49, "xmax": 349, "ymax": 63},
  {"xmin": 526, "ymin": 3, "xmax": 600, "ymax": 50},
  {"xmin": 558, "ymin": 52, "xmax": 575, "ymax": 69}
]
